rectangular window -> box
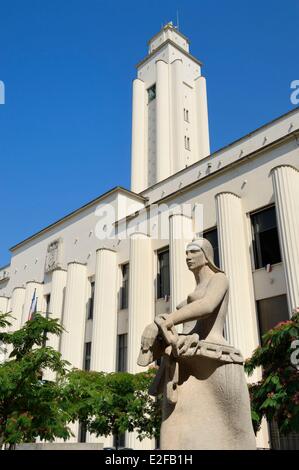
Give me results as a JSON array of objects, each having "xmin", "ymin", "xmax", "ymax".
[
  {"xmin": 79, "ymin": 422, "xmax": 87, "ymax": 443},
  {"xmin": 147, "ymin": 84, "xmax": 156, "ymax": 103},
  {"xmin": 157, "ymin": 249, "xmax": 170, "ymax": 299},
  {"xmin": 184, "ymin": 108, "xmax": 189, "ymax": 122},
  {"xmin": 184, "ymin": 136, "xmax": 190, "ymax": 150},
  {"xmin": 257, "ymin": 294, "xmax": 289, "ymax": 340},
  {"xmin": 203, "ymin": 228, "xmax": 220, "ymax": 269},
  {"xmin": 83, "ymin": 342, "xmax": 92, "ymax": 371},
  {"xmin": 269, "ymin": 420, "xmax": 299, "ymax": 450},
  {"xmin": 42, "ymin": 294, "xmax": 51, "ymax": 347},
  {"xmin": 117, "ymin": 334, "xmax": 128, "ymax": 372},
  {"xmin": 120, "ymin": 264, "xmax": 129, "ymax": 310},
  {"xmin": 45, "ymin": 294, "xmax": 51, "ymax": 315},
  {"xmin": 88, "ymin": 281, "xmax": 95, "ymax": 319},
  {"xmin": 251, "ymin": 206, "xmax": 282, "ymax": 269},
  {"xmin": 113, "ymin": 433, "xmax": 125, "ymax": 449}
]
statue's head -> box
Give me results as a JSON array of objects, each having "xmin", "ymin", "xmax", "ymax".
[{"xmin": 185, "ymin": 238, "xmax": 223, "ymax": 273}]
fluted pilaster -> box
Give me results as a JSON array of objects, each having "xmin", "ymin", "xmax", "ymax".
[
  {"xmin": 128, "ymin": 233, "xmax": 153, "ymax": 373},
  {"xmin": 60, "ymin": 262, "xmax": 87, "ymax": 368},
  {"xmin": 169, "ymin": 214, "xmax": 194, "ymax": 313},
  {"xmin": 194, "ymin": 76, "xmax": 210, "ymax": 160},
  {"xmin": 171, "ymin": 59, "xmax": 184, "ymax": 173},
  {"xmin": 216, "ymin": 192, "xmax": 259, "ymax": 359},
  {"xmin": 127, "ymin": 232, "xmax": 154, "ymax": 450},
  {"xmin": 91, "ymin": 248, "xmax": 117, "ymax": 372},
  {"xmin": 48, "ymin": 269, "xmax": 67, "ymax": 348},
  {"xmin": 10, "ymin": 287, "xmax": 25, "ymax": 331},
  {"xmin": 271, "ymin": 165, "xmax": 299, "ymax": 313},
  {"xmin": 131, "ymin": 78, "xmax": 146, "ymax": 193},
  {"xmin": 43, "ymin": 269, "xmax": 67, "ymax": 381},
  {"xmin": 156, "ymin": 60, "xmax": 170, "ymax": 182},
  {"xmin": 0, "ymin": 296, "xmax": 8, "ymax": 314},
  {"xmin": 0, "ymin": 296, "xmax": 8, "ymax": 364},
  {"xmin": 0, "ymin": 296, "xmax": 9, "ymax": 362}
]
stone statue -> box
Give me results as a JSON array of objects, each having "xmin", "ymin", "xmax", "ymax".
[{"xmin": 138, "ymin": 238, "xmax": 256, "ymax": 450}]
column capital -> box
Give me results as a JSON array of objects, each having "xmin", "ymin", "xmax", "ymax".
[
  {"xmin": 269, "ymin": 164, "xmax": 299, "ymax": 176},
  {"xmin": 194, "ymin": 75, "xmax": 207, "ymax": 82},
  {"xmin": 215, "ymin": 191, "xmax": 241, "ymax": 200},
  {"xmin": 155, "ymin": 58, "xmax": 168, "ymax": 65},
  {"xmin": 67, "ymin": 261, "xmax": 87, "ymax": 267},
  {"xmin": 96, "ymin": 247, "xmax": 117, "ymax": 254},
  {"xmin": 129, "ymin": 231, "xmax": 150, "ymax": 239},
  {"xmin": 51, "ymin": 267, "xmax": 67, "ymax": 273},
  {"xmin": 132, "ymin": 77, "xmax": 145, "ymax": 84},
  {"xmin": 12, "ymin": 286, "xmax": 26, "ymax": 293},
  {"xmin": 168, "ymin": 212, "xmax": 192, "ymax": 220},
  {"xmin": 25, "ymin": 280, "xmax": 43, "ymax": 285},
  {"xmin": 170, "ymin": 58, "xmax": 183, "ymax": 65}
]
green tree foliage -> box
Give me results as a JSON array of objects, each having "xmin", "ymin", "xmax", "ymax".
[
  {"xmin": 0, "ymin": 313, "xmax": 72, "ymax": 448},
  {"xmin": 0, "ymin": 312, "xmax": 161, "ymax": 449},
  {"xmin": 245, "ymin": 310, "xmax": 299, "ymax": 435},
  {"xmin": 62, "ymin": 368, "xmax": 161, "ymax": 449}
]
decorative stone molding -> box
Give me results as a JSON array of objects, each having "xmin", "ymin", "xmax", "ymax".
[{"xmin": 45, "ymin": 238, "xmax": 63, "ymax": 273}]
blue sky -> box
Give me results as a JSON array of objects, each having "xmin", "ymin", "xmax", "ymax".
[{"xmin": 0, "ymin": 0, "xmax": 298, "ymax": 266}]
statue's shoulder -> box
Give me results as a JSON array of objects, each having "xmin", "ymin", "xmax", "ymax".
[{"xmin": 212, "ymin": 272, "xmax": 229, "ymax": 289}]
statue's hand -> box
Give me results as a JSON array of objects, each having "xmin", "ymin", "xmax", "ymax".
[
  {"xmin": 177, "ymin": 333, "xmax": 199, "ymax": 355},
  {"xmin": 138, "ymin": 323, "xmax": 160, "ymax": 367},
  {"xmin": 141, "ymin": 322, "xmax": 159, "ymax": 351}
]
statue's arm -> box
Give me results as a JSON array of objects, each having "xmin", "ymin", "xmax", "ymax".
[
  {"xmin": 176, "ymin": 299, "xmax": 187, "ymax": 310},
  {"xmin": 163, "ymin": 273, "xmax": 228, "ymax": 327}
]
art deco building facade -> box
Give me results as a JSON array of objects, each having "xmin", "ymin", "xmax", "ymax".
[{"xmin": 1, "ymin": 23, "xmax": 299, "ymax": 449}]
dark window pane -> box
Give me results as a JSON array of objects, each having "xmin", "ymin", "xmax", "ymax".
[
  {"xmin": 269, "ymin": 420, "xmax": 299, "ymax": 450},
  {"xmin": 203, "ymin": 228, "xmax": 220, "ymax": 269},
  {"xmin": 88, "ymin": 282, "xmax": 95, "ymax": 319},
  {"xmin": 257, "ymin": 295, "xmax": 289, "ymax": 339},
  {"xmin": 251, "ymin": 206, "xmax": 282, "ymax": 269},
  {"xmin": 117, "ymin": 334, "xmax": 127, "ymax": 372},
  {"xmin": 79, "ymin": 422, "xmax": 87, "ymax": 443},
  {"xmin": 148, "ymin": 84, "xmax": 156, "ymax": 103},
  {"xmin": 157, "ymin": 250, "xmax": 170, "ymax": 299},
  {"xmin": 120, "ymin": 264, "xmax": 129, "ymax": 310},
  {"xmin": 83, "ymin": 342, "xmax": 92, "ymax": 371},
  {"xmin": 113, "ymin": 433, "xmax": 125, "ymax": 448},
  {"xmin": 45, "ymin": 294, "xmax": 51, "ymax": 314}
]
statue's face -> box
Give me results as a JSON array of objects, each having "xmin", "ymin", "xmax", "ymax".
[{"xmin": 186, "ymin": 249, "xmax": 207, "ymax": 271}]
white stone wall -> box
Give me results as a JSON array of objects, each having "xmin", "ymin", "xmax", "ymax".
[{"xmin": 1, "ymin": 24, "xmax": 299, "ymax": 450}]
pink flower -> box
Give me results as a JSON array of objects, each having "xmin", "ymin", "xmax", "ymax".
[{"xmin": 274, "ymin": 320, "xmax": 292, "ymax": 329}]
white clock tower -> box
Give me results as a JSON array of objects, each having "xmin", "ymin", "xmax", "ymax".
[{"xmin": 131, "ymin": 22, "xmax": 210, "ymax": 193}]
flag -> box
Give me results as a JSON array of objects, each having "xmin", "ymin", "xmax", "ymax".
[{"xmin": 28, "ymin": 289, "xmax": 38, "ymax": 321}]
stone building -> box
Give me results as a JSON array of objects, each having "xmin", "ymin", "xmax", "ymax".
[{"xmin": 1, "ymin": 23, "xmax": 299, "ymax": 449}]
